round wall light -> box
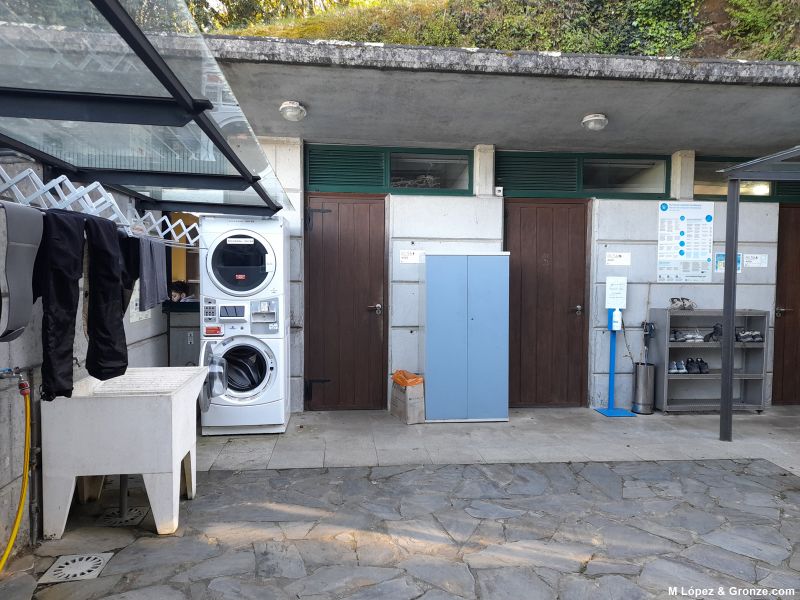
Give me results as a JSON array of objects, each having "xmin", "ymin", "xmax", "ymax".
[
  {"xmin": 279, "ymin": 101, "xmax": 307, "ymax": 122},
  {"xmin": 581, "ymin": 113, "xmax": 608, "ymax": 131}
]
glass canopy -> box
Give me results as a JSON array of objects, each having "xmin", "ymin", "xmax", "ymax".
[{"xmin": 0, "ymin": 0, "xmax": 288, "ymax": 213}]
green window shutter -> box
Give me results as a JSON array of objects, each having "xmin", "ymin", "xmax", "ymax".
[
  {"xmin": 495, "ymin": 153, "xmax": 579, "ymax": 196},
  {"xmin": 306, "ymin": 146, "xmax": 386, "ymax": 190},
  {"xmin": 775, "ymin": 181, "xmax": 800, "ymax": 198}
]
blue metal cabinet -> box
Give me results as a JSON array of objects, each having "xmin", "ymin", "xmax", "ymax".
[{"xmin": 422, "ymin": 254, "xmax": 509, "ymax": 421}]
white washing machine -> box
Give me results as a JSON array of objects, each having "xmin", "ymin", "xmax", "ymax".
[
  {"xmin": 200, "ymin": 334, "xmax": 290, "ymax": 435},
  {"xmin": 199, "ymin": 215, "xmax": 290, "ymax": 435}
]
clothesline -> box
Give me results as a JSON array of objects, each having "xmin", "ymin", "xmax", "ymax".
[{"xmin": 0, "ymin": 165, "xmax": 200, "ymax": 248}]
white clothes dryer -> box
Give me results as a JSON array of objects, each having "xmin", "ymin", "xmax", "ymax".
[
  {"xmin": 199, "ymin": 215, "xmax": 289, "ymax": 301},
  {"xmin": 200, "ymin": 334, "xmax": 290, "ymax": 435}
]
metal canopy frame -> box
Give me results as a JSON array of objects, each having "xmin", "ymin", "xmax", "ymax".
[
  {"xmin": 71, "ymin": 169, "xmax": 252, "ymax": 191},
  {"xmin": 0, "ymin": 0, "xmax": 283, "ymax": 214},
  {"xmin": 0, "ymin": 87, "xmax": 211, "ymax": 127},
  {"xmin": 719, "ymin": 144, "xmax": 800, "ymax": 441}
]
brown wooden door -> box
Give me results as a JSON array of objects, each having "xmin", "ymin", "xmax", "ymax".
[
  {"xmin": 505, "ymin": 199, "xmax": 589, "ymax": 407},
  {"xmin": 773, "ymin": 204, "xmax": 800, "ymax": 405},
  {"xmin": 304, "ymin": 194, "xmax": 387, "ymax": 410}
]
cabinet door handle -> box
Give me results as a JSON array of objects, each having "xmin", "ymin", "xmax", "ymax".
[
  {"xmin": 367, "ymin": 303, "xmax": 383, "ymax": 316},
  {"xmin": 573, "ymin": 305, "xmax": 583, "ymax": 315},
  {"xmin": 776, "ymin": 306, "xmax": 793, "ymax": 318}
]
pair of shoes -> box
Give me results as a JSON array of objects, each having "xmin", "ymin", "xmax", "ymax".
[
  {"xmin": 670, "ymin": 297, "xmax": 697, "ymax": 310},
  {"xmin": 703, "ymin": 323, "xmax": 723, "ymax": 343},
  {"xmin": 685, "ymin": 330, "xmax": 704, "ymax": 343},
  {"xmin": 669, "ymin": 360, "xmax": 688, "ymax": 374},
  {"xmin": 736, "ymin": 330, "xmax": 764, "ymax": 343},
  {"xmin": 686, "ymin": 358, "xmax": 710, "ymax": 374},
  {"xmin": 670, "ymin": 330, "xmax": 687, "ymax": 342},
  {"xmin": 671, "ymin": 330, "xmax": 703, "ymax": 342}
]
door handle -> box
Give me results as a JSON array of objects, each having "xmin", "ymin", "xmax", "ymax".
[
  {"xmin": 776, "ymin": 307, "xmax": 794, "ymax": 318},
  {"xmin": 367, "ymin": 303, "xmax": 383, "ymax": 316},
  {"xmin": 572, "ymin": 305, "xmax": 583, "ymax": 315}
]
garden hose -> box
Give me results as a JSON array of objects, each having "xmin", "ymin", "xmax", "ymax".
[{"xmin": 0, "ymin": 375, "xmax": 31, "ymax": 575}]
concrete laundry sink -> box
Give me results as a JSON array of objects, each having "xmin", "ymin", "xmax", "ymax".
[{"xmin": 41, "ymin": 367, "xmax": 208, "ymax": 538}]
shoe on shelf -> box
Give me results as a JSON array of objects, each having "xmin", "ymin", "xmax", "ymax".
[
  {"xmin": 751, "ymin": 331, "xmax": 764, "ymax": 343},
  {"xmin": 704, "ymin": 323, "xmax": 723, "ymax": 343},
  {"xmin": 739, "ymin": 331, "xmax": 754, "ymax": 343},
  {"xmin": 697, "ymin": 358, "xmax": 710, "ymax": 374},
  {"xmin": 669, "ymin": 298, "xmax": 697, "ymax": 310},
  {"xmin": 676, "ymin": 360, "xmax": 688, "ymax": 374},
  {"xmin": 673, "ymin": 330, "xmax": 688, "ymax": 342},
  {"xmin": 668, "ymin": 361, "xmax": 678, "ymax": 374},
  {"xmin": 686, "ymin": 358, "xmax": 700, "ymax": 374},
  {"xmin": 687, "ymin": 330, "xmax": 703, "ymax": 342}
]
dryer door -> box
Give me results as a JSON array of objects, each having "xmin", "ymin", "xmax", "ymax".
[
  {"xmin": 205, "ymin": 336, "xmax": 277, "ymax": 405},
  {"xmin": 207, "ymin": 229, "xmax": 277, "ymax": 296}
]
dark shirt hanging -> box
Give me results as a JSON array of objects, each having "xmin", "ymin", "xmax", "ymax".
[{"xmin": 138, "ymin": 237, "xmax": 169, "ymax": 311}]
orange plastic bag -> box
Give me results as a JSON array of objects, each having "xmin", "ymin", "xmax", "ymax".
[{"xmin": 391, "ymin": 370, "xmax": 424, "ymax": 387}]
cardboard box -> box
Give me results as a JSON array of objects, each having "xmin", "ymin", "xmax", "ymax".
[{"xmin": 389, "ymin": 381, "xmax": 425, "ymax": 424}]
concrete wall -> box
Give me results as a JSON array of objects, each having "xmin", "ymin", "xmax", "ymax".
[
  {"xmin": 588, "ymin": 153, "xmax": 778, "ymax": 409},
  {"xmin": 259, "ymin": 138, "xmax": 304, "ymax": 412},
  {"xmin": 0, "ymin": 157, "xmax": 167, "ymax": 557},
  {"xmin": 263, "ymin": 140, "xmax": 502, "ymax": 411},
  {"xmin": 389, "ymin": 145, "xmax": 502, "ymax": 379},
  {"xmin": 255, "ymin": 140, "xmax": 783, "ymax": 414}
]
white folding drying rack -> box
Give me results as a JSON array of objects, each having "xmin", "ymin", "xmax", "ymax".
[{"xmin": 0, "ymin": 166, "xmax": 199, "ymax": 247}]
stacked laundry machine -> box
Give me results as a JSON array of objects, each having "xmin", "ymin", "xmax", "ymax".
[{"xmin": 199, "ymin": 215, "xmax": 290, "ymax": 435}]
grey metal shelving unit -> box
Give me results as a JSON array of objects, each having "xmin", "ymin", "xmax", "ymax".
[{"xmin": 649, "ymin": 309, "xmax": 768, "ymax": 413}]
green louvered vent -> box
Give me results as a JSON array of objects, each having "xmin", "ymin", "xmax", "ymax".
[
  {"xmin": 495, "ymin": 153, "xmax": 579, "ymax": 195},
  {"xmin": 306, "ymin": 146, "xmax": 386, "ymax": 190},
  {"xmin": 775, "ymin": 181, "xmax": 800, "ymax": 197}
]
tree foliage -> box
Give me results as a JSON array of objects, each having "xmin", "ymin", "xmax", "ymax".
[
  {"xmin": 219, "ymin": 0, "xmax": 702, "ymax": 56},
  {"xmin": 724, "ymin": 0, "xmax": 800, "ymax": 60},
  {"xmin": 187, "ymin": 0, "xmax": 352, "ymax": 30}
]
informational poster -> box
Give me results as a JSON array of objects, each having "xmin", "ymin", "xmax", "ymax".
[
  {"xmin": 605, "ymin": 252, "xmax": 631, "ymax": 266},
  {"xmin": 657, "ymin": 202, "xmax": 714, "ymax": 282},
  {"xmin": 399, "ymin": 250, "xmax": 423, "ymax": 264},
  {"xmin": 605, "ymin": 276, "xmax": 628, "ymax": 309},
  {"xmin": 714, "ymin": 252, "xmax": 742, "ymax": 274},
  {"xmin": 744, "ymin": 253, "xmax": 769, "ymax": 268}
]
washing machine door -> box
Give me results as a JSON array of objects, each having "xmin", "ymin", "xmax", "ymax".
[
  {"xmin": 207, "ymin": 229, "xmax": 277, "ymax": 296},
  {"xmin": 204, "ymin": 336, "xmax": 276, "ymax": 405}
]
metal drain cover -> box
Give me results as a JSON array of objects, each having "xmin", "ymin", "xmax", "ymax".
[
  {"xmin": 38, "ymin": 553, "xmax": 113, "ymax": 583},
  {"xmin": 96, "ymin": 506, "xmax": 148, "ymax": 527}
]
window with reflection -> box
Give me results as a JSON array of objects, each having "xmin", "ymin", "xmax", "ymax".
[
  {"xmin": 390, "ymin": 153, "xmax": 470, "ymax": 191},
  {"xmin": 582, "ymin": 158, "xmax": 667, "ymax": 194},
  {"xmin": 694, "ymin": 161, "xmax": 771, "ymax": 197}
]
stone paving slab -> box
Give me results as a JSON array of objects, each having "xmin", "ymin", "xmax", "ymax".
[
  {"xmin": 10, "ymin": 458, "xmax": 799, "ymax": 600},
  {"xmin": 202, "ymin": 407, "xmax": 800, "ymax": 476}
]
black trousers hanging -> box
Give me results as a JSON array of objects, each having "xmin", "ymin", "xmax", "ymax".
[
  {"xmin": 35, "ymin": 210, "xmax": 128, "ymax": 400},
  {"xmin": 84, "ymin": 215, "xmax": 128, "ymax": 380}
]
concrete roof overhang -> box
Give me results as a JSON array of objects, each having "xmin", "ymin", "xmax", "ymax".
[{"xmin": 208, "ymin": 36, "xmax": 800, "ymax": 156}]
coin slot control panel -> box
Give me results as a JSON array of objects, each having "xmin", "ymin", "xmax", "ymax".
[{"xmin": 251, "ymin": 298, "xmax": 280, "ymax": 332}]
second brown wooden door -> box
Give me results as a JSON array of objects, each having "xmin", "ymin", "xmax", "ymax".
[
  {"xmin": 505, "ymin": 199, "xmax": 589, "ymax": 407},
  {"xmin": 773, "ymin": 204, "xmax": 800, "ymax": 405},
  {"xmin": 304, "ymin": 194, "xmax": 387, "ymax": 410}
]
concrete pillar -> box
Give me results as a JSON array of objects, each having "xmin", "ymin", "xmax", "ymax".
[
  {"xmin": 671, "ymin": 150, "xmax": 695, "ymax": 200},
  {"xmin": 473, "ymin": 144, "xmax": 495, "ymax": 197},
  {"xmin": 257, "ymin": 137, "xmax": 305, "ymax": 413}
]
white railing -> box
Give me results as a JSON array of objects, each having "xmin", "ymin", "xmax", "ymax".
[{"xmin": 0, "ymin": 166, "xmax": 199, "ymax": 246}]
